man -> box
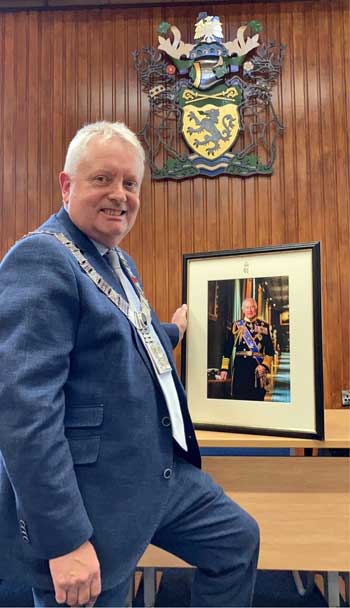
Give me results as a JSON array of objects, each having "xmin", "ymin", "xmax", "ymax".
[
  {"xmin": 220, "ymin": 298, "xmax": 274, "ymax": 401},
  {"xmin": 0, "ymin": 121, "xmax": 259, "ymax": 607}
]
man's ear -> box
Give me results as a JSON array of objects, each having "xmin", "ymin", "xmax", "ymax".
[{"xmin": 59, "ymin": 171, "xmax": 71, "ymax": 203}]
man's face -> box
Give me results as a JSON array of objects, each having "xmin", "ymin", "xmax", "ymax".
[
  {"xmin": 59, "ymin": 136, "xmax": 143, "ymax": 248},
  {"xmin": 242, "ymin": 299, "xmax": 257, "ymax": 320}
]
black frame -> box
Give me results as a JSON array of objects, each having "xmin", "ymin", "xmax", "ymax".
[{"xmin": 181, "ymin": 242, "xmax": 324, "ymax": 440}]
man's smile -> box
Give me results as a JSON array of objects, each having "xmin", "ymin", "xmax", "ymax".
[{"xmin": 100, "ymin": 208, "xmax": 126, "ymax": 217}]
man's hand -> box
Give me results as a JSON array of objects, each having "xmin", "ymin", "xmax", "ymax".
[
  {"xmin": 256, "ymin": 364, "xmax": 267, "ymax": 377},
  {"xmin": 49, "ymin": 540, "xmax": 101, "ymax": 607},
  {"xmin": 219, "ymin": 371, "xmax": 228, "ymax": 381},
  {"xmin": 171, "ymin": 304, "xmax": 188, "ymax": 342}
]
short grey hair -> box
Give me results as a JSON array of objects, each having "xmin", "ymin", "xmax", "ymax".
[
  {"xmin": 63, "ymin": 121, "xmax": 145, "ymax": 175},
  {"xmin": 242, "ymin": 297, "xmax": 257, "ymax": 309}
]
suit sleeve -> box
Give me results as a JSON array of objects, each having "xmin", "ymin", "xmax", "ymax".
[
  {"xmin": 160, "ymin": 323, "xmax": 180, "ymax": 348},
  {"xmin": 262, "ymin": 325, "xmax": 274, "ymax": 370},
  {"xmin": 0, "ymin": 235, "xmax": 93, "ymax": 560},
  {"xmin": 220, "ymin": 324, "xmax": 235, "ymax": 371}
]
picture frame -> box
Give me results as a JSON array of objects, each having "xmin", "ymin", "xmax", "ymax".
[{"xmin": 181, "ymin": 242, "xmax": 324, "ymax": 439}]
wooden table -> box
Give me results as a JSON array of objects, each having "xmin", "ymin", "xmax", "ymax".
[
  {"xmin": 138, "ymin": 410, "xmax": 350, "ymax": 607},
  {"xmin": 196, "ymin": 409, "xmax": 350, "ymax": 448}
]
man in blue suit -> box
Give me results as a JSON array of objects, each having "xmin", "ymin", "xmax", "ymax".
[{"xmin": 0, "ymin": 122, "xmax": 259, "ymax": 607}]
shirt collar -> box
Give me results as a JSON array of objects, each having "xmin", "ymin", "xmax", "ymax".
[{"xmin": 90, "ymin": 238, "xmax": 110, "ymax": 257}]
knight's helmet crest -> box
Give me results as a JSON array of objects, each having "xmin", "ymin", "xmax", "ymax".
[{"xmin": 189, "ymin": 14, "xmax": 229, "ymax": 90}]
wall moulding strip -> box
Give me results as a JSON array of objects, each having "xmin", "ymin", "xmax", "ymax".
[{"xmin": 0, "ymin": 0, "xmax": 286, "ymax": 10}]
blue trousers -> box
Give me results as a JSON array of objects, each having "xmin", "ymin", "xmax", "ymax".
[{"xmin": 33, "ymin": 456, "xmax": 259, "ymax": 607}]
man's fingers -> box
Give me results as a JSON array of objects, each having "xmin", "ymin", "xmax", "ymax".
[
  {"xmin": 77, "ymin": 582, "xmax": 94, "ymax": 607},
  {"xmin": 49, "ymin": 540, "xmax": 101, "ymax": 607},
  {"xmin": 54, "ymin": 577, "xmax": 100, "ymax": 608},
  {"xmin": 82, "ymin": 572, "xmax": 102, "ymax": 607},
  {"xmin": 54, "ymin": 584, "xmax": 67, "ymax": 605},
  {"xmin": 90, "ymin": 572, "xmax": 102, "ymax": 600},
  {"xmin": 66, "ymin": 585, "xmax": 79, "ymax": 607},
  {"xmin": 85, "ymin": 574, "xmax": 101, "ymax": 607}
]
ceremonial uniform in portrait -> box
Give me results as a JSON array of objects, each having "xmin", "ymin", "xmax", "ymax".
[{"xmin": 221, "ymin": 316, "xmax": 274, "ymax": 401}]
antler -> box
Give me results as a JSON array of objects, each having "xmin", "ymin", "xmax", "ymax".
[
  {"xmin": 158, "ymin": 25, "xmax": 194, "ymax": 60},
  {"xmin": 224, "ymin": 25, "xmax": 260, "ymax": 57}
]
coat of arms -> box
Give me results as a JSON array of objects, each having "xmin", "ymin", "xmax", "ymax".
[{"xmin": 134, "ymin": 13, "xmax": 285, "ymax": 179}]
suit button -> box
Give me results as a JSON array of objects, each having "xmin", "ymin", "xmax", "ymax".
[
  {"xmin": 163, "ymin": 468, "xmax": 172, "ymax": 479},
  {"xmin": 161, "ymin": 416, "xmax": 171, "ymax": 427}
]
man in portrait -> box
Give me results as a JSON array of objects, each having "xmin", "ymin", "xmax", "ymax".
[{"xmin": 220, "ymin": 297, "xmax": 274, "ymax": 401}]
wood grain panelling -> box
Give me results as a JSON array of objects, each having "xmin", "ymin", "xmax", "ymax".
[{"xmin": 0, "ymin": 0, "xmax": 349, "ymax": 407}]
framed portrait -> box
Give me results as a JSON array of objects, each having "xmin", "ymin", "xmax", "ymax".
[{"xmin": 181, "ymin": 242, "xmax": 324, "ymax": 439}]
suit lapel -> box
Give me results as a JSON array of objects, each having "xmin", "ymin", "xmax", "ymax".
[
  {"xmin": 51, "ymin": 208, "xmax": 126, "ymax": 296},
  {"xmin": 52, "ymin": 208, "xmax": 159, "ymax": 380},
  {"xmin": 47, "ymin": 208, "xmax": 179, "ymax": 387}
]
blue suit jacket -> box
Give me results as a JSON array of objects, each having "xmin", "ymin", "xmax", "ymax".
[{"xmin": 0, "ymin": 208, "xmax": 200, "ymax": 590}]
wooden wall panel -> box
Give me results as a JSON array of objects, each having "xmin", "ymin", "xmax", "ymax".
[{"xmin": 0, "ymin": 0, "xmax": 349, "ymax": 408}]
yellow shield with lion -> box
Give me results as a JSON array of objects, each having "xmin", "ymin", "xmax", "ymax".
[{"xmin": 181, "ymin": 87, "xmax": 240, "ymax": 160}]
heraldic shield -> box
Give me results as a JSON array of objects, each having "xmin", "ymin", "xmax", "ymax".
[{"xmin": 180, "ymin": 85, "xmax": 241, "ymax": 160}]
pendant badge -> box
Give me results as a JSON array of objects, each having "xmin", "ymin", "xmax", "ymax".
[{"xmin": 141, "ymin": 328, "xmax": 172, "ymax": 374}]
